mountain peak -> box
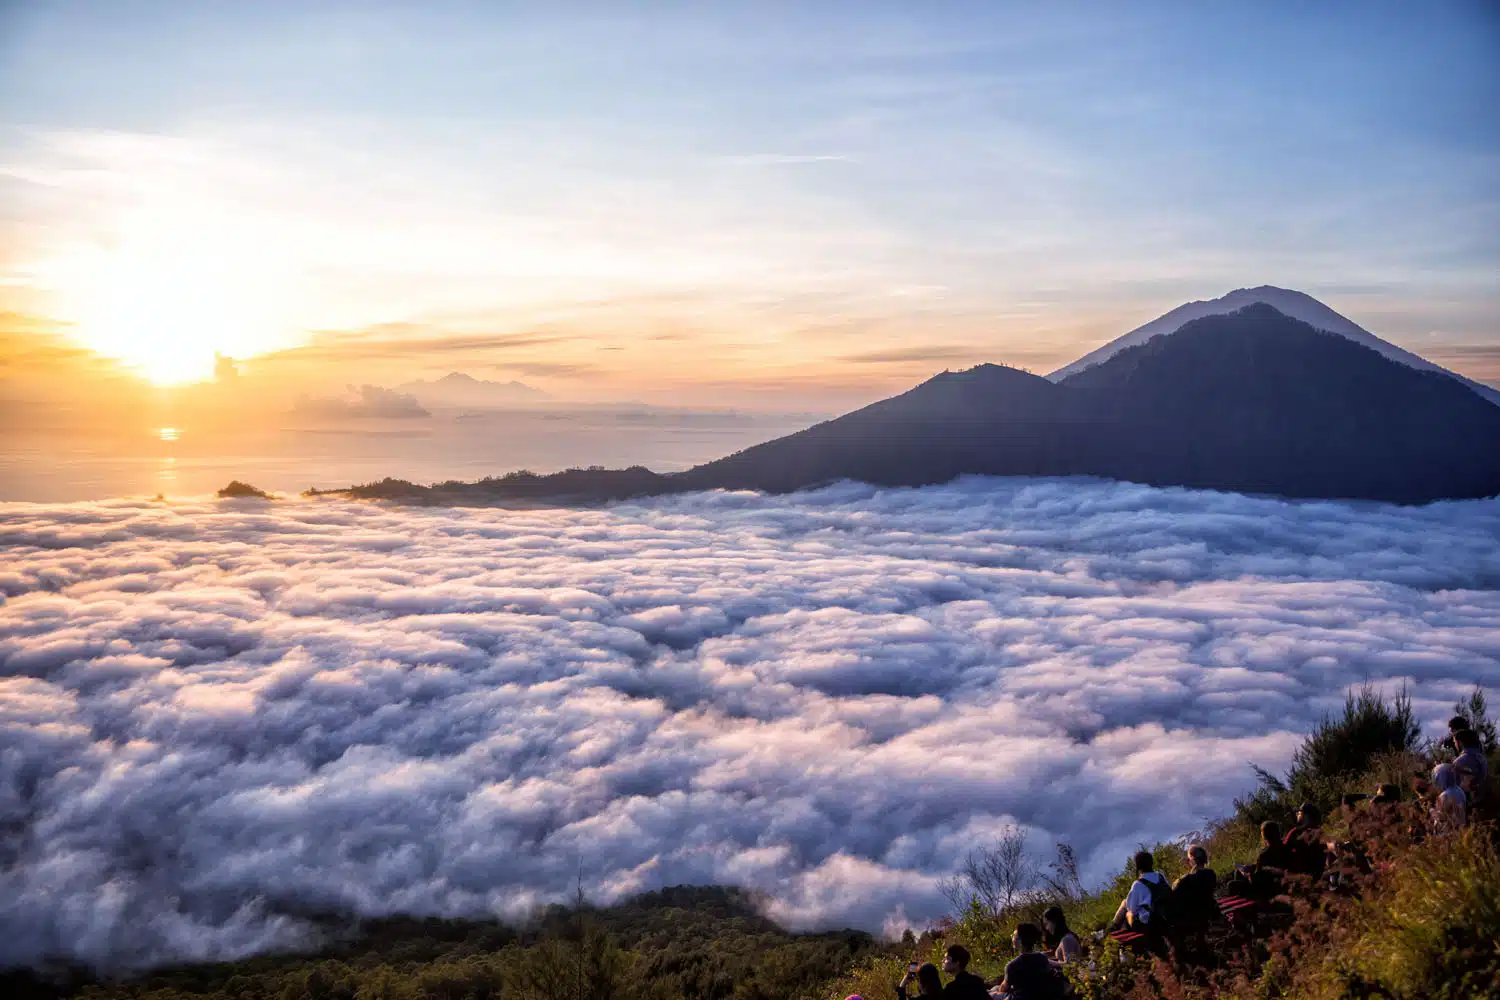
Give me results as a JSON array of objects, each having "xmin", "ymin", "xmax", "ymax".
[{"xmin": 1047, "ymin": 287, "xmax": 1500, "ymax": 407}]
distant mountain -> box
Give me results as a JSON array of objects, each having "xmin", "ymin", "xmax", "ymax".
[
  {"xmin": 397, "ymin": 372, "xmax": 551, "ymax": 408},
  {"xmin": 678, "ymin": 303, "xmax": 1500, "ymax": 503},
  {"xmin": 329, "ymin": 295, "xmax": 1500, "ymax": 506},
  {"xmin": 1049, "ymin": 285, "xmax": 1500, "ymax": 406}
]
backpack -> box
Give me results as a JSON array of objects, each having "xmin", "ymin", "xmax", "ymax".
[{"xmin": 1136, "ymin": 874, "xmax": 1172, "ymax": 928}]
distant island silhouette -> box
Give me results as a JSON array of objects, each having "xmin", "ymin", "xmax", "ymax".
[{"xmin": 307, "ymin": 299, "xmax": 1500, "ymax": 507}]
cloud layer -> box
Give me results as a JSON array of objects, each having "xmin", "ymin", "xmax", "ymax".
[{"xmin": 2, "ymin": 478, "xmax": 1499, "ymax": 970}]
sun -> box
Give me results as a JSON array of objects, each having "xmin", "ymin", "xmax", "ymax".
[{"xmin": 47, "ymin": 206, "xmax": 292, "ymax": 385}]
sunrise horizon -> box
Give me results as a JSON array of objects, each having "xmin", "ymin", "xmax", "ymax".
[{"xmin": 2, "ymin": 4, "xmax": 1498, "ymax": 997}]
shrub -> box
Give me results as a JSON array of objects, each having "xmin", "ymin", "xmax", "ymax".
[
  {"xmin": 217, "ymin": 480, "xmax": 273, "ymax": 499},
  {"xmin": 1239, "ymin": 685, "xmax": 1420, "ymax": 821}
]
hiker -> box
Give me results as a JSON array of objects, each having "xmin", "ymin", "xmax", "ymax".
[
  {"xmin": 1110, "ymin": 851, "xmax": 1170, "ymax": 956},
  {"xmin": 1041, "ymin": 906, "xmax": 1080, "ymax": 966},
  {"xmin": 992, "ymin": 923, "xmax": 1064, "ymax": 999},
  {"xmin": 1254, "ymin": 821, "xmax": 1292, "ymax": 871},
  {"xmin": 1430, "ymin": 763, "xmax": 1468, "ymax": 833},
  {"xmin": 940, "ymin": 944, "xmax": 989, "ymax": 1000},
  {"xmin": 1452, "ymin": 729, "xmax": 1489, "ymax": 803},
  {"xmin": 1446, "ymin": 715, "xmax": 1470, "ymax": 756},
  {"xmin": 896, "ymin": 963, "xmax": 944, "ymax": 1000},
  {"xmin": 1171, "ymin": 844, "xmax": 1218, "ymax": 927},
  {"xmin": 1282, "ymin": 803, "xmax": 1326, "ymax": 876},
  {"xmin": 1248, "ymin": 821, "xmax": 1293, "ymax": 900}
]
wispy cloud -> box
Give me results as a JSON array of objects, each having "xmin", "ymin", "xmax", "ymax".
[
  {"xmin": 838, "ymin": 344, "xmax": 981, "ymax": 364},
  {"xmin": 252, "ymin": 327, "xmax": 577, "ymax": 367}
]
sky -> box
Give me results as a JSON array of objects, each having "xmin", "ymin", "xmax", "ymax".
[{"xmin": 1, "ymin": 0, "xmax": 1498, "ymax": 405}]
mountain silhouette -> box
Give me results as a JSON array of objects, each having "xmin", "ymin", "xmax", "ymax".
[
  {"xmin": 679, "ymin": 303, "xmax": 1500, "ymax": 503},
  {"xmin": 337, "ymin": 296, "xmax": 1500, "ymax": 506},
  {"xmin": 1049, "ymin": 284, "xmax": 1500, "ymax": 406}
]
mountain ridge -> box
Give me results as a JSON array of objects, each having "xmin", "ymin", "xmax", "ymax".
[
  {"xmin": 322, "ymin": 295, "xmax": 1500, "ymax": 506},
  {"xmin": 1048, "ymin": 284, "xmax": 1500, "ymax": 406}
]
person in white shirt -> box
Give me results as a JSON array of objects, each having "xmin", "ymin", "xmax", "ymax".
[
  {"xmin": 1111, "ymin": 851, "xmax": 1170, "ymax": 957},
  {"xmin": 1430, "ymin": 763, "xmax": 1468, "ymax": 834}
]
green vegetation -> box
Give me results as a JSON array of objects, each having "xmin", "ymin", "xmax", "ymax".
[
  {"xmin": 830, "ymin": 686, "xmax": 1499, "ymax": 1000},
  {"xmin": 3, "ymin": 888, "xmax": 874, "ymax": 1000}
]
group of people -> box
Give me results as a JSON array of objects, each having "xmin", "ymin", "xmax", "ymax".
[
  {"xmin": 861, "ymin": 720, "xmax": 1494, "ymax": 1000},
  {"xmin": 889, "ymin": 932, "xmax": 1078, "ymax": 1000},
  {"xmin": 1426, "ymin": 717, "xmax": 1489, "ymax": 831}
]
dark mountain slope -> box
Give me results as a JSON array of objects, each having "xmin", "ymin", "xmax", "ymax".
[
  {"xmin": 678, "ymin": 304, "xmax": 1500, "ymax": 503},
  {"xmin": 1060, "ymin": 303, "xmax": 1500, "ymax": 503},
  {"xmin": 677, "ymin": 363, "xmax": 1089, "ymax": 492},
  {"xmin": 323, "ymin": 303, "xmax": 1500, "ymax": 506}
]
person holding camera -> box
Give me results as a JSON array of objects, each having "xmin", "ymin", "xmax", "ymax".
[{"xmin": 897, "ymin": 963, "xmax": 944, "ymax": 1000}]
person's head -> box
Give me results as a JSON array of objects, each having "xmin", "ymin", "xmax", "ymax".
[
  {"xmin": 1449, "ymin": 715, "xmax": 1469, "ymax": 734},
  {"xmin": 1041, "ymin": 906, "xmax": 1069, "ymax": 937},
  {"xmin": 1372, "ymin": 783, "xmax": 1399, "ymax": 806},
  {"xmin": 1186, "ymin": 844, "xmax": 1208, "ymax": 870},
  {"xmin": 1013, "ymin": 923, "xmax": 1044, "ymax": 953},
  {"xmin": 1455, "ymin": 728, "xmax": 1481, "ymax": 752},
  {"xmin": 1261, "ymin": 820, "xmax": 1282, "ymax": 846},
  {"xmin": 916, "ymin": 965, "xmax": 943, "ymax": 998},
  {"xmin": 1132, "ymin": 850, "xmax": 1155, "ymax": 875},
  {"xmin": 1433, "ymin": 762, "xmax": 1460, "ymax": 792},
  {"xmin": 1297, "ymin": 802, "xmax": 1322, "ymax": 827},
  {"xmin": 942, "ymin": 945, "xmax": 970, "ymax": 976}
]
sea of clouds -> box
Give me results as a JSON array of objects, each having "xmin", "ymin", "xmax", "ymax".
[{"xmin": 2, "ymin": 477, "xmax": 1499, "ymax": 971}]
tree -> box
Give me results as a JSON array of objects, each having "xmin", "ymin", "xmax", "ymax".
[
  {"xmin": 940, "ymin": 825, "xmax": 1039, "ymax": 917},
  {"xmin": 1042, "ymin": 842, "xmax": 1085, "ymax": 902}
]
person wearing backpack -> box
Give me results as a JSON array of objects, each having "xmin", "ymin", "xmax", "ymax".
[{"xmin": 1111, "ymin": 851, "xmax": 1170, "ymax": 957}]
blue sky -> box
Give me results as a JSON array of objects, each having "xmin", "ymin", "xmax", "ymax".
[{"xmin": 1, "ymin": 1, "xmax": 1496, "ymax": 401}]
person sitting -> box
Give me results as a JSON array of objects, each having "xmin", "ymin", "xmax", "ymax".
[
  {"xmin": 1255, "ymin": 821, "xmax": 1292, "ymax": 871},
  {"xmin": 992, "ymin": 923, "xmax": 1064, "ymax": 999},
  {"xmin": 1452, "ymin": 729, "xmax": 1489, "ymax": 804},
  {"xmin": 1110, "ymin": 851, "xmax": 1170, "ymax": 955},
  {"xmin": 1447, "ymin": 715, "xmax": 1471, "ymax": 756},
  {"xmin": 897, "ymin": 963, "xmax": 944, "ymax": 1000},
  {"xmin": 940, "ymin": 944, "xmax": 989, "ymax": 1000},
  {"xmin": 1171, "ymin": 844, "xmax": 1218, "ymax": 926},
  {"xmin": 1248, "ymin": 821, "xmax": 1294, "ymax": 899},
  {"xmin": 1282, "ymin": 803, "xmax": 1326, "ymax": 876},
  {"xmin": 1040, "ymin": 907, "xmax": 1080, "ymax": 966},
  {"xmin": 1430, "ymin": 763, "xmax": 1468, "ymax": 834}
]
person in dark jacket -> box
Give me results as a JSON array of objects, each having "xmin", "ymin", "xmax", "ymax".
[
  {"xmin": 993, "ymin": 924, "xmax": 1064, "ymax": 999},
  {"xmin": 1282, "ymin": 804, "xmax": 1326, "ymax": 876},
  {"xmin": 1171, "ymin": 844, "xmax": 1218, "ymax": 925},
  {"xmin": 939, "ymin": 945, "xmax": 989, "ymax": 1000}
]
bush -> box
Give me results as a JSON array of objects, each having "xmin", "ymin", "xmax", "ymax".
[
  {"xmin": 217, "ymin": 480, "xmax": 273, "ymax": 499},
  {"xmin": 1239, "ymin": 685, "xmax": 1420, "ymax": 822}
]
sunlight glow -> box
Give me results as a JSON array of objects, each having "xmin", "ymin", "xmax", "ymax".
[{"xmin": 42, "ymin": 201, "xmax": 297, "ymax": 385}]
